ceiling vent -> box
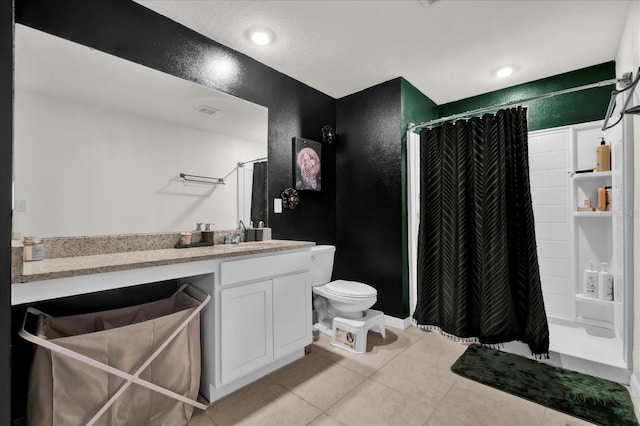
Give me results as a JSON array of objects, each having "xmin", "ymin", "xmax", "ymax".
[{"xmin": 196, "ymin": 105, "xmax": 220, "ymax": 116}]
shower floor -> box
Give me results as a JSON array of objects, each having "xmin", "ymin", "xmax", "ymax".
[
  {"xmin": 501, "ymin": 319, "xmax": 629, "ymax": 383},
  {"xmin": 548, "ymin": 321, "xmax": 626, "ymax": 368}
]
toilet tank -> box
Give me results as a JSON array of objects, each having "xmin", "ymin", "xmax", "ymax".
[{"xmin": 309, "ymin": 245, "xmax": 336, "ymax": 286}]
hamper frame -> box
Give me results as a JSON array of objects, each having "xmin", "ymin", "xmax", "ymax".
[{"xmin": 19, "ymin": 283, "xmax": 211, "ymax": 426}]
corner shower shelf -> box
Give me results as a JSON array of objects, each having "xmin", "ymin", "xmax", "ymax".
[
  {"xmin": 576, "ymin": 293, "xmax": 614, "ymax": 304},
  {"xmin": 573, "ymin": 211, "xmax": 612, "ymax": 218},
  {"xmin": 571, "ymin": 171, "xmax": 612, "ymax": 181}
]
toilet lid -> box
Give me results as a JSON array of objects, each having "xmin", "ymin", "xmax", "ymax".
[{"xmin": 325, "ymin": 280, "xmax": 377, "ymax": 298}]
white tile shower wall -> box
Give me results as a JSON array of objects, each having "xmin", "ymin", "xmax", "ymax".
[{"xmin": 529, "ymin": 129, "xmax": 571, "ymax": 320}]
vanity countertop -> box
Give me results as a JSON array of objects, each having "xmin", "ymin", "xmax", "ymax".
[{"xmin": 13, "ymin": 240, "xmax": 315, "ymax": 284}]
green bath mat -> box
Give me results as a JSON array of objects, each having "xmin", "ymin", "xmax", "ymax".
[{"xmin": 451, "ymin": 344, "xmax": 638, "ymax": 426}]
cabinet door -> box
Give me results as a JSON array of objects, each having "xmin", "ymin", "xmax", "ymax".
[
  {"xmin": 273, "ymin": 273, "xmax": 311, "ymax": 358},
  {"xmin": 220, "ymin": 280, "xmax": 273, "ymax": 384}
]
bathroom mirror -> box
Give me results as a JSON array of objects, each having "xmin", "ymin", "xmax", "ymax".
[{"xmin": 13, "ymin": 24, "xmax": 268, "ymax": 238}]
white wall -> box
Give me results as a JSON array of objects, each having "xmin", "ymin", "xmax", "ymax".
[
  {"xmin": 13, "ymin": 90, "xmax": 266, "ymax": 237},
  {"xmin": 614, "ymin": 1, "xmax": 640, "ymax": 376}
]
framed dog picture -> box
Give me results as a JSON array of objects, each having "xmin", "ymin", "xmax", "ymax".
[{"xmin": 293, "ymin": 137, "xmax": 321, "ymax": 191}]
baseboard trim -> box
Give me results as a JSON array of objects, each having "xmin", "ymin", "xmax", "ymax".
[
  {"xmin": 384, "ymin": 315, "xmax": 412, "ymax": 330},
  {"xmin": 630, "ymin": 373, "xmax": 640, "ymax": 412}
]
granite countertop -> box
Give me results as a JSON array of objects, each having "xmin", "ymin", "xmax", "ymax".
[{"xmin": 13, "ymin": 240, "xmax": 315, "ymax": 284}]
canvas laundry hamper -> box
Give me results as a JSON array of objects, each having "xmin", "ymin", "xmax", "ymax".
[{"xmin": 20, "ymin": 284, "xmax": 210, "ymax": 426}]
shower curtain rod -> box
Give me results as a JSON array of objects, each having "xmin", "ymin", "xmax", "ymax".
[
  {"xmin": 408, "ymin": 76, "xmax": 629, "ymax": 132},
  {"xmin": 237, "ymin": 157, "xmax": 267, "ymax": 167}
]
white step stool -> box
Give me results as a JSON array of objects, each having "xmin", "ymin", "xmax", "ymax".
[{"xmin": 331, "ymin": 309, "xmax": 385, "ymax": 354}]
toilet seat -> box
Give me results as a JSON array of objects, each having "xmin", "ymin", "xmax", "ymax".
[{"xmin": 325, "ymin": 280, "xmax": 376, "ymax": 299}]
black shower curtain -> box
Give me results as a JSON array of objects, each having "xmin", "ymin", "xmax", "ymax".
[
  {"xmin": 250, "ymin": 161, "xmax": 268, "ymax": 225},
  {"xmin": 413, "ymin": 107, "xmax": 549, "ymax": 356}
]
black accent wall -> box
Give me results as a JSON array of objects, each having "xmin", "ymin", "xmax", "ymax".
[
  {"xmin": 335, "ymin": 79, "xmax": 404, "ymax": 318},
  {"xmin": 1, "ymin": 1, "xmax": 14, "ymax": 423}
]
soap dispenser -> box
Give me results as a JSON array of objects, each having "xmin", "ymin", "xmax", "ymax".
[
  {"xmin": 598, "ymin": 262, "xmax": 613, "ymax": 301},
  {"xmin": 583, "ymin": 262, "xmax": 599, "ymax": 298}
]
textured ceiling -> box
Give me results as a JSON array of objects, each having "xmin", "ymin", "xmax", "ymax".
[{"xmin": 136, "ymin": 0, "xmax": 632, "ymax": 104}]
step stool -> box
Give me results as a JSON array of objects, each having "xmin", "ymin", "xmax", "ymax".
[{"xmin": 331, "ymin": 309, "xmax": 385, "ymax": 354}]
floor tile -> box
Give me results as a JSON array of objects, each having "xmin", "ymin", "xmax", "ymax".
[
  {"xmin": 400, "ymin": 331, "xmax": 468, "ymax": 369},
  {"xmin": 541, "ymin": 408, "xmax": 596, "ymax": 426},
  {"xmin": 272, "ymin": 351, "xmax": 367, "ymax": 411},
  {"xmin": 306, "ymin": 414, "xmax": 346, "ymax": 426},
  {"xmin": 205, "ymin": 379, "xmax": 322, "ymax": 426},
  {"xmin": 312, "ymin": 328, "xmax": 413, "ymax": 377},
  {"xmin": 268, "ymin": 350, "xmax": 324, "ymax": 383},
  {"xmin": 188, "ymin": 410, "xmax": 217, "ymax": 426},
  {"xmin": 195, "ymin": 326, "xmax": 636, "ymax": 426},
  {"xmin": 425, "ymin": 377, "xmax": 545, "ymax": 426},
  {"xmin": 327, "ymin": 379, "xmax": 434, "ymax": 426},
  {"xmin": 370, "ymin": 351, "xmax": 458, "ymax": 407}
]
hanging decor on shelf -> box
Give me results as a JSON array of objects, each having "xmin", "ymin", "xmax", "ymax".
[
  {"xmin": 321, "ymin": 125, "xmax": 336, "ymax": 144},
  {"xmin": 281, "ymin": 187, "xmax": 300, "ymax": 209}
]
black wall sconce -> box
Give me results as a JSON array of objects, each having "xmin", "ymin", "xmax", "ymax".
[
  {"xmin": 281, "ymin": 187, "xmax": 300, "ymax": 209},
  {"xmin": 322, "ymin": 125, "xmax": 335, "ymax": 144}
]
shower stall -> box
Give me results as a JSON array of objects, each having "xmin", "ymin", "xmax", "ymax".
[{"xmin": 407, "ymin": 89, "xmax": 635, "ymax": 383}]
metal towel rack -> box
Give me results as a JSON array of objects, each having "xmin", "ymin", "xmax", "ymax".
[
  {"xmin": 180, "ymin": 173, "xmax": 225, "ymax": 185},
  {"xmin": 602, "ymin": 67, "xmax": 640, "ymax": 131}
]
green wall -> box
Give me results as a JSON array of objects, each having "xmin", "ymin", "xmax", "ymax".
[
  {"xmin": 400, "ymin": 78, "xmax": 438, "ymax": 316},
  {"xmin": 439, "ymin": 62, "xmax": 616, "ymax": 132}
]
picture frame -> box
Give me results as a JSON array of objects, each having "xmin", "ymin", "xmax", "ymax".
[{"xmin": 293, "ymin": 137, "xmax": 322, "ymax": 191}]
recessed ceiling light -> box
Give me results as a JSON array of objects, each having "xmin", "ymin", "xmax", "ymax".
[
  {"xmin": 249, "ymin": 29, "xmax": 273, "ymax": 46},
  {"xmin": 496, "ymin": 67, "xmax": 514, "ymax": 78}
]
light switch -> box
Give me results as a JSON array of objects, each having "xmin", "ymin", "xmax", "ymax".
[{"xmin": 274, "ymin": 198, "xmax": 283, "ymax": 214}]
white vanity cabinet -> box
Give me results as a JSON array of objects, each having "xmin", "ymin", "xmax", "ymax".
[
  {"xmin": 220, "ymin": 279, "xmax": 274, "ymax": 384},
  {"xmin": 11, "ymin": 239, "xmax": 314, "ymax": 406},
  {"xmin": 207, "ymin": 248, "xmax": 312, "ymax": 401},
  {"xmin": 273, "ymin": 273, "xmax": 312, "ymax": 358}
]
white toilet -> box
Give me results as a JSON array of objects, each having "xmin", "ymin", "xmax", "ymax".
[{"xmin": 310, "ymin": 245, "xmax": 385, "ymax": 353}]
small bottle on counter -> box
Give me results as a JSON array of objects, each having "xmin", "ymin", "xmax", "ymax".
[
  {"xmin": 179, "ymin": 232, "xmax": 192, "ymax": 245},
  {"xmin": 23, "ymin": 236, "xmax": 44, "ymax": 261}
]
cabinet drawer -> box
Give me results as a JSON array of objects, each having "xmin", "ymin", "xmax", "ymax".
[{"xmin": 220, "ymin": 250, "xmax": 311, "ymax": 286}]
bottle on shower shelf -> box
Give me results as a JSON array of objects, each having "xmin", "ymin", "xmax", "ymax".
[
  {"xmin": 597, "ymin": 187, "xmax": 607, "ymax": 211},
  {"xmin": 598, "ymin": 263, "xmax": 613, "ymax": 301},
  {"xmin": 596, "ymin": 137, "xmax": 611, "ymax": 172},
  {"xmin": 583, "ymin": 262, "xmax": 599, "ymax": 298}
]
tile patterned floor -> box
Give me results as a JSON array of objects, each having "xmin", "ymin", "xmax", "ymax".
[{"xmin": 189, "ymin": 327, "xmax": 609, "ymax": 426}]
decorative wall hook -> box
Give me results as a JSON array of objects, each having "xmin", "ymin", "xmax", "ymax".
[
  {"xmin": 321, "ymin": 125, "xmax": 335, "ymax": 144},
  {"xmin": 281, "ymin": 187, "xmax": 299, "ymax": 209}
]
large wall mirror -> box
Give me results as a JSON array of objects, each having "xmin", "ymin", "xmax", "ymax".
[{"xmin": 13, "ymin": 24, "xmax": 268, "ymax": 238}]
